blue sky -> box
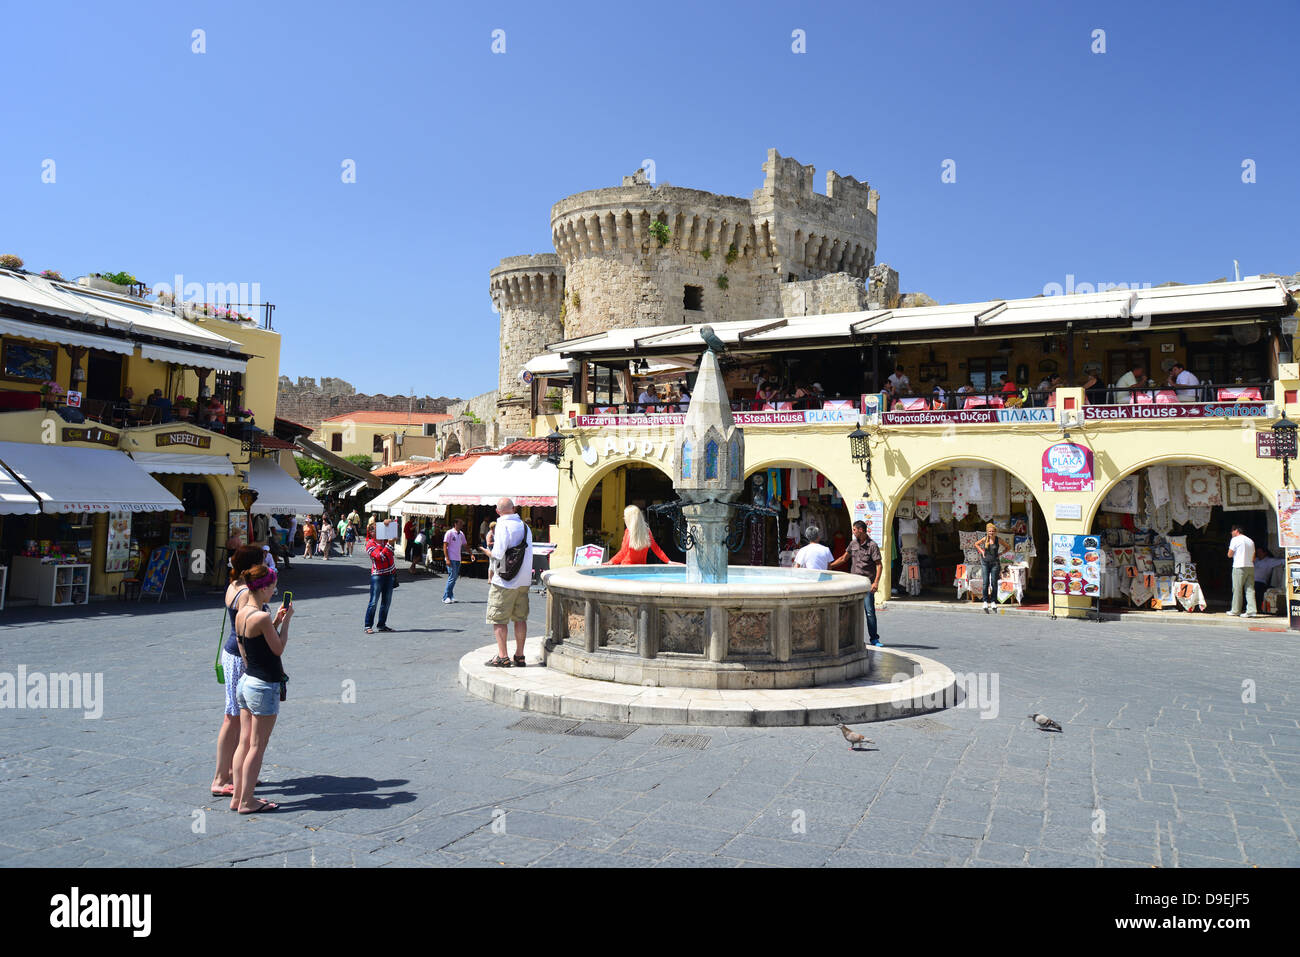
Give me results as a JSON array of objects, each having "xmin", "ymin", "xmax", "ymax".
[{"xmin": 3, "ymin": 0, "xmax": 1297, "ymax": 400}]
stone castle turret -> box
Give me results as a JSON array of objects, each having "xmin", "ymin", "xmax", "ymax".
[{"xmin": 489, "ymin": 253, "xmax": 565, "ymax": 437}]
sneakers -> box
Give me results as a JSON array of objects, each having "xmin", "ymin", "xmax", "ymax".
[
  {"xmin": 442, "ymin": 597, "xmax": 452, "ymax": 604},
  {"xmin": 870, "ymin": 639, "xmax": 883, "ymax": 647},
  {"xmin": 1226, "ymin": 611, "xmax": 1240, "ymax": 616},
  {"xmin": 376, "ymin": 625, "xmax": 395, "ymax": 633},
  {"xmin": 1242, "ymin": 612, "xmax": 1257, "ymax": 618}
]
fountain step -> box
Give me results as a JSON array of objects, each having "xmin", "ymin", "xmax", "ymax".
[{"xmin": 458, "ymin": 638, "xmax": 959, "ymax": 727}]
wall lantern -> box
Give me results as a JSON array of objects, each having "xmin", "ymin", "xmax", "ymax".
[
  {"xmin": 1271, "ymin": 411, "xmax": 1298, "ymax": 487},
  {"xmin": 848, "ymin": 426, "xmax": 872, "ymax": 485},
  {"xmin": 546, "ymin": 429, "xmax": 575, "ymax": 477}
]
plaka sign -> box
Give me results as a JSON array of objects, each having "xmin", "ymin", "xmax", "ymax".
[{"xmin": 1042, "ymin": 442, "xmax": 1093, "ymax": 492}]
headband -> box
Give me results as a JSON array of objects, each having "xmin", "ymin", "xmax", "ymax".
[{"xmin": 248, "ymin": 569, "xmax": 278, "ymax": 591}]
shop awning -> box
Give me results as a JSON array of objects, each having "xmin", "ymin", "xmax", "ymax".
[
  {"xmin": 139, "ymin": 343, "xmax": 247, "ymax": 374},
  {"xmin": 342, "ymin": 480, "xmax": 368, "ymax": 498},
  {"xmin": 0, "ymin": 460, "xmax": 40, "ymax": 515},
  {"xmin": 292, "ymin": 436, "xmax": 380, "ymax": 487},
  {"xmin": 246, "ymin": 458, "xmax": 323, "ymax": 515},
  {"xmin": 0, "ymin": 315, "xmax": 135, "ymax": 356},
  {"xmin": 130, "ymin": 451, "xmax": 235, "ymax": 475},
  {"xmin": 367, "ymin": 476, "xmax": 420, "ymax": 514},
  {"xmin": 428, "ymin": 456, "xmax": 558, "ymax": 507},
  {"xmin": 0, "ymin": 441, "xmax": 183, "ymax": 513},
  {"xmin": 394, "ymin": 474, "xmax": 449, "ymax": 517}
]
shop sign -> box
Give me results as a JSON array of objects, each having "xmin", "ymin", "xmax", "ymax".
[
  {"xmin": 881, "ymin": 407, "xmax": 1055, "ymax": 426},
  {"xmin": 580, "ymin": 435, "xmax": 673, "ymax": 466},
  {"xmin": 1257, "ymin": 433, "xmax": 1277, "ymax": 458},
  {"xmin": 852, "ymin": 500, "xmax": 885, "ymax": 545},
  {"xmin": 1042, "ymin": 442, "xmax": 1093, "ymax": 492},
  {"xmin": 574, "ymin": 544, "xmax": 605, "ymax": 565},
  {"xmin": 571, "ymin": 408, "xmax": 857, "ymax": 428},
  {"xmin": 155, "ymin": 431, "xmax": 212, "ymax": 449},
  {"xmin": 61, "ymin": 426, "xmax": 118, "ymax": 447},
  {"xmin": 1083, "ymin": 402, "xmax": 1268, "ymax": 421},
  {"xmin": 1054, "ymin": 503, "xmax": 1082, "ymax": 520}
]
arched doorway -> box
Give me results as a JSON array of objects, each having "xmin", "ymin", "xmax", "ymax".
[
  {"xmin": 1086, "ymin": 459, "xmax": 1280, "ymax": 615},
  {"xmin": 740, "ymin": 461, "xmax": 853, "ymax": 568},
  {"xmin": 577, "ymin": 461, "xmax": 678, "ymax": 562},
  {"xmin": 887, "ymin": 460, "xmax": 1050, "ymax": 606},
  {"xmin": 442, "ymin": 432, "xmax": 462, "ymax": 457}
]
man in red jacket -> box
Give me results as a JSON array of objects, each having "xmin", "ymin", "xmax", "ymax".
[{"xmin": 364, "ymin": 528, "xmax": 396, "ymax": 634}]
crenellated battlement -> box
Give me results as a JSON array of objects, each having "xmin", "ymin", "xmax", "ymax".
[{"xmin": 489, "ymin": 254, "xmax": 565, "ymax": 311}]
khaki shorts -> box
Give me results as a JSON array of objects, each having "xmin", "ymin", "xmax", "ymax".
[{"xmin": 486, "ymin": 584, "xmax": 529, "ymax": 623}]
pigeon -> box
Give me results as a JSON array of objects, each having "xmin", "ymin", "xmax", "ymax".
[
  {"xmin": 838, "ymin": 724, "xmax": 874, "ymax": 750},
  {"xmin": 699, "ymin": 325, "xmax": 727, "ymax": 355},
  {"xmin": 1029, "ymin": 713, "xmax": 1062, "ymax": 732}
]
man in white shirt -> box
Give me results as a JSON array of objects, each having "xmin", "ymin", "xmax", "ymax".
[
  {"xmin": 887, "ymin": 365, "xmax": 910, "ymax": 394},
  {"xmin": 1167, "ymin": 362, "xmax": 1200, "ymax": 402},
  {"xmin": 637, "ymin": 384, "xmax": 655, "ymax": 407},
  {"xmin": 792, "ymin": 525, "xmax": 833, "ymax": 570},
  {"xmin": 1227, "ymin": 524, "xmax": 1257, "ymax": 617},
  {"xmin": 485, "ymin": 498, "xmax": 534, "ymax": 666}
]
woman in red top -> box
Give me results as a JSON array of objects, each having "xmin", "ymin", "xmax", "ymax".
[{"xmin": 606, "ymin": 505, "xmax": 675, "ymax": 565}]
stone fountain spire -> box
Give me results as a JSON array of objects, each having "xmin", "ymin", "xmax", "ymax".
[{"xmin": 675, "ymin": 339, "xmax": 744, "ymax": 583}]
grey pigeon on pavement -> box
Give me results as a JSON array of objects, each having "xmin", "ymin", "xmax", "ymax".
[
  {"xmin": 1029, "ymin": 712, "xmax": 1062, "ymax": 732},
  {"xmin": 838, "ymin": 724, "xmax": 873, "ymax": 750}
]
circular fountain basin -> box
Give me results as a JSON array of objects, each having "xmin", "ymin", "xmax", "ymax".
[{"xmin": 542, "ymin": 564, "xmax": 884, "ymax": 690}]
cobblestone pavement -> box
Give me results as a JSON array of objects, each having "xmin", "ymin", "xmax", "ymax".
[{"xmin": 1, "ymin": 553, "xmax": 1297, "ymax": 868}]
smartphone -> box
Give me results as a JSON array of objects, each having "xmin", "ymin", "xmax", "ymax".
[{"xmin": 283, "ymin": 591, "xmax": 293, "ymax": 607}]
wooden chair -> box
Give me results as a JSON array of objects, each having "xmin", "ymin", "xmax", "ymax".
[
  {"xmin": 81, "ymin": 399, "xmax": 110, "ymax": 423},
  {"xmin": 135, "ymin": 405, "xmax": 161, "ymax": 426}
]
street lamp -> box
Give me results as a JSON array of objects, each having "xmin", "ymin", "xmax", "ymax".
[
  {"xmin": 848, "ymin": 426, "xmax": 872, "ymax": 485},
  {"xmin": 546, "ymin": 428, "xmax": 574, "ymax": 478},
  {"xmin": 1271, "ymin": 411, "xmax": 1298, "ymax": 487}
]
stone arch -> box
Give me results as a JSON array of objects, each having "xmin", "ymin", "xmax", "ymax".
[
  {"xmin": 1083, "ymin": 452, "xmax": 1277, "ymax": 529},
  {"xmin": 442, "ymin": 432, "xmax": 462, "ymax": 457},
  {"xmin": 572, "ymin": 455, "xmax": 676, "ymax": 529},
  {"xmin": 882, "ymin": 452, "xmax": 1045, "ymax": 532}
]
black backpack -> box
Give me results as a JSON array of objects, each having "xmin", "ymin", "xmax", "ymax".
[{"xmin": 501, "ymin": 524, "xmax": 532, "ymax": 581}]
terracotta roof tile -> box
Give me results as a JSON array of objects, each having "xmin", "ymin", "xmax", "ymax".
[{"xmin": 500, "ymin": 439, "xmax": 548, "ymax": 456}]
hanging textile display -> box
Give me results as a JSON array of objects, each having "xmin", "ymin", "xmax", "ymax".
[
  {"xmin": 1187, "ymin": 505, "xmax": 1213, "ymax": 529},
  {"xmin": 1147, "ymin": 465, "xmax": 1170, "ymax": 508},
  {"xmin": 1167, "ymin": 466, "xmax": 1189, "ymax": 525},
  {"xmin": 952, "ymin": 499, "xmax": 969, "ymax": 520},
  {"xmin": 993, "ymin": 470, "xmax": 1010, "ymax": 518},
  {"xmin": 1183, "ymin": 466, "xmax": 1222, "ymax": 508},
  {"xmin": 1222, "ymin": 473, "xmax": 1263, "ymax": 510},
  {"xmin": 937, "ymin": 502, "xmax": 954, "ymax": 522},
  {"xmin": 896, "ymin": 488, "xmax": 914, "ymax": 520},
  {"xmin": 931, "ymin": 470, "xmax": 954, "ymax": 502},
  {"xmin": 977, "ymin": 468, "xmax": 995, "ymax": 515},
  {"xmin": 1101, "ymin": 475, "xmax": 1140, "ymax": 514},
  {"xmin": 912, "ymin": 474, "xmax": 932, "ymax": 521},
  {"xmin": 1009, "ymin": 475, "xmax": 1029, "ymax": 503}
]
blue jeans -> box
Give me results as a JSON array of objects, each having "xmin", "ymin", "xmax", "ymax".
[
  {"xmin": 863, "ymin": 588, "xmax": 881, "ymax": 645},
  {"xmin": 443, "ymin": 561, "xmax": 461, "ymax": 600},
  {"xmin": 982, "ymin": 562, "xmax": 1001, "ymax": 603},
  {"xmin": 365, "ymin": 573, "xmax": 394, "ymax": 628}
]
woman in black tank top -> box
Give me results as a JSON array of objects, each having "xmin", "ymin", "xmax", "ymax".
[
  {"xmin": 230, "ymin": 564, "xmax": 294, "ymax": 814},
  {"xmin": 211, "ymin": 545, "xmax": 265, "ymax": 799}
]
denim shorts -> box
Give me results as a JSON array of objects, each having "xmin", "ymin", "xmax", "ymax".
[{"xmin": 235, "ymin": 674, "xmax": 281, "ymax": 717}]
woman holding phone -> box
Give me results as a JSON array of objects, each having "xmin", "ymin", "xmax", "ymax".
[
  {"xmin": 230, "ymin": 564, "xmax": 293, "ymax": 813},
  {"xmin": 974, "ymin": 522, "xmax": 1002, "ymax": 613},
  {"xmin": 210, "ymin": 545, "xmax": 267, "ymax": 798}
]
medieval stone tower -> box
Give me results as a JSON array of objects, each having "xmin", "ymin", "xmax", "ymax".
[{"xmin": 491, "ymin": 148, "xmax": 899, "ymax": 435}]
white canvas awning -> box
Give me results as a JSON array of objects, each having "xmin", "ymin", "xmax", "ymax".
[
  {"xmin": 247, "ymin": 458, "xmax": 323, "ymax": 515},
  {"xmin": 139, "ymin": 343, "xmax": 247, "ymax": 374},
  {"xmin": 0, "ymin": 460, "xmax": 40, "ymax": 515},
  {"xmin": 130, "ymin": 452, "xmax": 235, "ymax": 475},
  {"xmin": 0, "ymin": 441, "xmax": 183, "ymax": 513},
  {"xmin": 428, "ymin": 456, "xmax": 558, "ymax": 507},
  {"xmin": 342, "ymin": 480, "xmax": 368, "ymax": 498},
  {"xmin": 0, "ymin": 315, "xmax": 135, "ymax": 356},
  {"xmin": 366, "ymin": 476, "xmax": 420, "ymax": 514},
  {"xmin": 393, "ymin": 474, "xmax": 449, "ymax": 516}
]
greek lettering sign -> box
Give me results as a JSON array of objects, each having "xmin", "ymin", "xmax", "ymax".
[
  {"xmin": 1042, "ymin": 442, "xmax": 1093, "ymax": 492},
  {"xmin": 881, "ymin": 407, "xmax": 1055, "ymax": 426},
  {"xmin": 572, "ymin": 408, "xmax": 858, "ymax": 428},
  {"xmin": 155, "ymin": 431, "xmax": 212, "ymax": 449}
]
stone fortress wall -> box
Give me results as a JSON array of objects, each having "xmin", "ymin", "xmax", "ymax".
[
  {"xmin": 276, "ymin": 375, "xmax": 455, "ymax": 432},
  {"xmin": 490, "ymin": 148, "xmax": 902, "ymax": 430}
]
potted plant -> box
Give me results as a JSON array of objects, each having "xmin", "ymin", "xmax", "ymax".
[
  {"xmin": 173, "ymin": 394, "xmax": 196, "ymax": 419},
  {"xmin": 0, "ymin": 254, "xmax": 24, "ymax": 271},
  {"xmin": 39, "ymin": 380, "xmax": 65, "ymax": 409},
  {"xmin": 39, "ymin": 269, "xmax": 64, "ymax": 281}
]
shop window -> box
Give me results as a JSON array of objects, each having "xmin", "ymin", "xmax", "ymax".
[
  {"xmin": 373, "ymin": 435, "xmax": 384, "ymax": 453},
  {"xmin": 331, "ymin": 432, "xmax": 343, "ymax": 452},
  {"xmin": 683, "ymin": 285, "xmax": 704, "ymax": 311},
  {"xmin": 966, "ymin": 357, "xmax": 1009, "ymax": 392}
]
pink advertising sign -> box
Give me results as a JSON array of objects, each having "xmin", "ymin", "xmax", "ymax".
[{"xmin": 1042, "ymin": 442, "xmax": 1094, "ymax": 492}]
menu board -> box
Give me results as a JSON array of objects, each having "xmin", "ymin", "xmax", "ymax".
[
  {"xmin": 105, "ymin": 511, "xmax": 132, "ymax": 574},
  {"xmin": 228, "ymin": 509, "xmax": 249, "ymax": 547},
  {"xmin": 139, "ymin": 545, "xmax": 185, "ymax": 600},
  {"xmin": 1050, "ymin": 533, "xmax": 1101, "ymax": 599},
  {"xmin": 852, "ymin": 500, "xmax": 885, "ymax": 546},
  {"xmin": 1277, "ymin": 491, "xmax": 1300, "ymax": 548}
]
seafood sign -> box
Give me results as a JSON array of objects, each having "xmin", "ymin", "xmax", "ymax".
[{"xmin": 1042, "ymin": 441, "xmax": 1093, "ymax": 492}]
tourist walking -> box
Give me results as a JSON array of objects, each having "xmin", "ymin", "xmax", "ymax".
[
  {"xmin": 1227, "ymin": 524, "xmax": 1257, "ymax": 618},
  {"xmin": 605, "ymin": 505, "xmax": 674, "ymax": 565},
  {"xmin": 211, "ymin": 544, "xmax": 268, "ymax": 799},
  {"xmin": 442, "ymin": 518, "xmax": 467, "ymax": 603},
  {"xmin": 792, "ymin": 525, "xmax": 833, "ymax": 570},
  {"xmin": 829, "ymin": 519, "xmax": 884, "ymax": 646},
  {"xmin": 364, "ymin": 521, "xmax": 396, "ymax": 633},
  {"xmin": 484, "ymin": 498, "xmax": 534, "ymax": 668},
  {"xmin": 302, "ymin": 517, "xmax": 317, "ymax": 559},
  {"xmin": 230, "ymin": 563, "xmax": 292, "ymax": 814},
  {"xmin": 974, "ymin": 522, "xmax": 1002, "ymax": 613},
  {"xmin": 343, "ymin": 518, "xmax": 357, "ymax": 556},
  {"xmin": 319, "ymin": 519, "xmax": 336, "ymax": 560}
]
